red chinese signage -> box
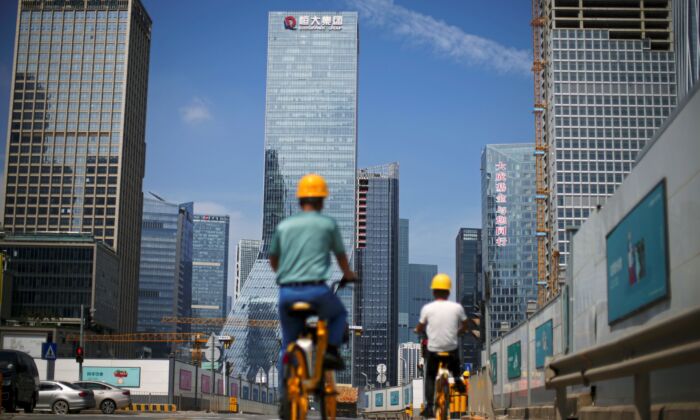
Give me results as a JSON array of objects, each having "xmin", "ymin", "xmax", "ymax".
[{"xmin": 495, "ymin": 161, "xmax": 508, "ymax": 247}]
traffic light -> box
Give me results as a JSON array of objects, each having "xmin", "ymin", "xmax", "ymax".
[
  {"xmin": 75, "ymin": 346, "xmax": 84, "ymax": 364},
  {"xmin": 225, "ymin": 361, "xmax": 232, "ymax": 376}
]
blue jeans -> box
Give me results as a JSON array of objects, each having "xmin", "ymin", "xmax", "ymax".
[{"xmin": 278, "ymin": 283, "xmax": 347, "ymax": 392}]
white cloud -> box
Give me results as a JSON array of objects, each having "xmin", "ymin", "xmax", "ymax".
[
  {"xmin": 180, "ymin": 97, "xmax": 213, "ymax": 124},
  {"xmin": 347, "ymin": 0, "xmax": 531, "ymax": 74}
]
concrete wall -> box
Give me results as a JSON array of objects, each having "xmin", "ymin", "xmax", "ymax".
[
  {"xmin": 488, "ymin": 295, "xmax": 562, "ymax": 409},
  {"xmin": 568, "ymin": 77, "xmax": 700, "ymax": 405}
]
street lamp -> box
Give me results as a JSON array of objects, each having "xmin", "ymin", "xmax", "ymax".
[
  {"xmin": 399, "ymin": 356, "xmax": 408, "ymax": 385},
  {"xmin": 360, "ymin": 372, "xmax": 370, "ymax": 389}
]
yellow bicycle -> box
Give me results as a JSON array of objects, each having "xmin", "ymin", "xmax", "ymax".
[
  {"xmin": 281, "ymin": 280, "xmax": 354, "ymax": 420},
  {"xmin": 433, "ymin": 352, "xmax": 452, "ymax": 420}
]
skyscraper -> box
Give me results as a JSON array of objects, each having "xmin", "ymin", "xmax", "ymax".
[
  {"xmin": 235, "ymin": 238, "xmax": 261, "ymax": 301},
  {"xmin": 221, "ymin": 12, "xmax": 358, "ymax": 384},
  {"xmin": 2, "ymin": 0, "xmax": 152, "ymax": 336},
  {"xmin": 481, "ymin": 144, "xmax": 537, "ymax": 339},
  {"xmin": 455, "ymin": 227, "xmax": 481, "ymax": 368},
  {"xmin": 397, "ymin": 342, "xmax": 421, "ymax": 386},
  {"xmin": 397, "ymin": 218, "xmax": 410, "ymax": 344},
  {"xmin": 192, "ymin": 214, "xmax": 229, "ymax": 332},
  {"xmin": 137, "ymin": 193, "xmax": 193, "ymax": 356},
  {"xmin": 674, "ymin": 0, "xmax": 700, "ymax": 100},
  {"xmin": 353, "ymin": 163, "xmax": 399, "ymax": 387},
  {"xmin": 407, "ymin": 263, "xmax": 437, "ymax": 336},
  {"xmin": 534, "ymin": 1, "xmax": 677, "ymax": 297}
]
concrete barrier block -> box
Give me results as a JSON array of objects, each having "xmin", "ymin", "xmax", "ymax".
[
  {"xmin": 653, "ymin": 403, "xmax": 700, "ymax": 420},
  {"xmin": 579, "ymin": 405, "xmax": 636, "ymax": 420}
]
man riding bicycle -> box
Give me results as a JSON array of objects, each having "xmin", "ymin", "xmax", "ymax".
[
  {"xmin": 415, "ymin": 273, "xmax": 468, "ymax": 418},
  {"xmin": 269, "ymin": 173, "xmax": 357, "ymax": 376}
]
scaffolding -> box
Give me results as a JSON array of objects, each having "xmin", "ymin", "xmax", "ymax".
[{"xmin": 532, "ymin": 0, "xmax": 551, "ymax": 306}]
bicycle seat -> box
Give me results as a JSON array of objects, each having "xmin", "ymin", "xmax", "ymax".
[
  {"xmin": 288, "ymin": 301, "xmax": 317, "ymax": 318},
  {"xmin": 437, "ymin": 352, "xmax": 451, "ymax": 357}
]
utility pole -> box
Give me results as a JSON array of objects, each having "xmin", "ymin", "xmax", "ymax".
[{"xmin": 79, "ymin": 304, "xmax": 84, "ymax": 381}]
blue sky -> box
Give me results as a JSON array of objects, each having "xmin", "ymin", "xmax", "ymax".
[{"xmin": 0, "ymin": 0, "xmax": 533, "ymax": 293}]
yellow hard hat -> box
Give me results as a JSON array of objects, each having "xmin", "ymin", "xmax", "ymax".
[
  {"xmin": 296, "ymin": 174, "xmax": 329, "ymax": 198},
  {"xmin": 463, "ymin": 370, "xmax": 470, "ymax": 378},
  {"xmin": 431, "ymin": 273, "xmax": 451, "ymax": 291}
]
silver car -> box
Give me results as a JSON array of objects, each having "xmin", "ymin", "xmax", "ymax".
[
  {"xmin": 73, "ymin": 381, "xmax": 132, "ymax": 414},
  {"xmin": 37, "ymin": 381, "xmax": 96, "ymax": 414}
]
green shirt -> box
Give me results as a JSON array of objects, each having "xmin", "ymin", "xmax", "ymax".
[{"xmin": 269, "ymin": 211, "xmax": 346, "ymax": 285}]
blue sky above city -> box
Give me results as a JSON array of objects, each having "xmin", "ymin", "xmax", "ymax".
[{"xmin": 0, "ymin": 0, "xmax": 533, "ymax": 292}]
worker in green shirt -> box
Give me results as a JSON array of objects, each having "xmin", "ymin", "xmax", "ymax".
[{"xmin": 270, "ymin": 173, "xmax": 357, "ymax": 370}]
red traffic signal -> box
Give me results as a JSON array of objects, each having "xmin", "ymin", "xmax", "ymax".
[{"xmin": 75, "ymin": 346, "xmax": 84, "ymax": 363}]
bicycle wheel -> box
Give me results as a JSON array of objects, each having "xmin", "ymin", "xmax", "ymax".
[
  {"xmin": 282, "ymin": 346, "xmax": 309, "ymax": 420},
  {"xmin": 433, "ymin": 376, "xmax": 450, "ymax": 420},
  {"xmin": 319, "ymin": 370, "xmax": 337, "ymax": 420}
]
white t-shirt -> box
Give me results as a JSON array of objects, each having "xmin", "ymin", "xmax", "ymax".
[{"xmin": 419, "ymin": 300, "xmax": 467, "ymax": 352}]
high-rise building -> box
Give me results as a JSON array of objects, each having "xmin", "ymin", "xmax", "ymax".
[
  {"xmin": 137, "ymin": 193, "xmax": 193, "ymax": 356},
  {"xmin": 235, "ymin": 239, "xmax": 261, "ymax": 301},
  {"xmin": 455, "ymin": 227, "xmax": 481, "ymax": 368},
  {"xmin": 674, "ymin": 0, "xmax": 700, "ymax": 100},
  {"xmin": 353, "ymin": 163, "xmax": 399, "ymax": 387},
  {"xmin": 534, "ymin": 1, "xmax": 677, "ymax": 300},
  {"xmin": 397, "ymin": 342, "xmax": 421, "ymax": 386},
  {"xmin": 397, "ymin": 218, "xmax": 410, "ymax": 344},
  {"xmin": 481, "ymin": 144, "xmax": 537, "ymax": 339},
  {"xmin": 221, "ymin": 12, "xmax": 358, "ymax": 384},
  {"xmin": 407, "ymin": 263, "xmax": 437, "ymax": 338},
  {"xmin": 192, "ymin": 214, "xmax": 229, "ymax": 332},
  {"xmin": 1, "ymin": 0, "xmax": 152, "ymax": 337}
]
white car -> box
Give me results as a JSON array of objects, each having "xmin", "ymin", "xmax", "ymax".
[{"xmin": 73, "ymin": 381, "xmax": 132, "ymax": 414}]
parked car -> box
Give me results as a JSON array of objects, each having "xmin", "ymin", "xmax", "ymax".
[
  {"xmin": 73, "ymin": 380, "xmax": 131, "ymax": 414},
  {"xmin": 0, "ymin": 349, "xmax": 39, "ymax": 413},
  {"xmin": 37, "ymin": 380, "xmax": 96, "ymax": 414}
]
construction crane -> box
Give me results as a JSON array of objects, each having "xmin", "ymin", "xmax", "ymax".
[
  {"xmin": 532, "ymin": 0, "xmax": 551, "ymax": 306},
  {"xmin": 160, "ymin": 316, "xmax": 279, "ymax": 329}
]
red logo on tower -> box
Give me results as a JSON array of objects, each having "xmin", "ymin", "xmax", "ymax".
[{"xmin": 284, "ymin": 16, "xmax": 297, "ymax": 30}]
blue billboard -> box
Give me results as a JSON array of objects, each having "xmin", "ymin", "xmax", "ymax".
[
  {"xmin": 606, "ymin": 180, "xmax": 669, "ymax": 324},
  {"xmin": 535, "ymin": 319, "xmax": 553, "ymax": 368},
  {"xmin": 83, "ymin": 367, "xmax": 141, "ymax": 388}
]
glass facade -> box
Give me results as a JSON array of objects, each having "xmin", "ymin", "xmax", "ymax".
[
  {"xmin": 0, "ymin": 234, "xmax": 119, "ymax": 330},
  {"xmin": 2, "ymin": 0, "xmax": 152, "ymax": 338},
  {"xmin": 481, "ymin": 144, "xmax": 537, "ymax": 339},
  {"xmin": 455, "ymin": 227, "xmax": 481, "ymax": 368},
  {"xmin": 137, "ymin": 193, "xmax": 194, "ymax": 357},
  {"xmin": 407, "ymin": 263, "xmax": 437, "ymax": 339},
  {"xmin": 546, "ymin": 29, "xmax": 676, "ymax": 266},
  {"xmin": 353, "ymin": 164, "xmax": 399, "ymax": 387},
  {"xmin": 234, "ymin": 239, "xmax": 261, "ymax": 302},
  {"xmin": 192, "ymin": 214, "xmax": 229, "ymax": 334},
  {"xmin": 221, "ymin": 12, "xmax": 358, "ymax": 384},
  {"xmin": 674, "ymin": 0, "xmax": 700, "ymax": 100},
  {"xmin": 397, "ymin": 218, "xmax": 410, "ymax": 344}
]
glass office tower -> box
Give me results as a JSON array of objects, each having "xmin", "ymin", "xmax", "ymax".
[
  {"xmin": 2, "ymin": 0, "xmax": 152, "ymax": 338},
  {"xmin": 234, "ymin": 239, "xmax": 261, "ymax": 301},
  {"xmin": 397, "ymin": 218, "xmax": 410, "ymax": 344},
  {"xmin": 221, "ymin": 12, "xmax": 358, "ymax": 384},
  {"xmin": 137, "ymin": 193, "xmax": 193, "ymax": 356},
  {"xmin": 353, "ymin": 163, "xmax": 399, "ymax": 387},
  {"xmin": 192, "ymin": 214, "xmax": 229, "ymax": 333},
  {"xmin": 482, "ymin": 144, "xmax": 537, "ymax": 339},
  {"xmin": 407, "ymin": 263, "xmax": 437, "ymax": 336},
  {"xmin": 541, "ymin": 1, "xmax": 677, "ymax": 272},
  {"xmin": 455, "ymin": 227, "xmax": 481, "ymax": 368},
  {"xmin": 674, "ymin": 0, "xmax": 700, "ymax": 100}
]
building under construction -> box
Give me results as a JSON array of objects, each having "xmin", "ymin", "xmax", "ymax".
[{"xmin": 532, "ymin": 0, "xmax": 677, "ymax": 304}]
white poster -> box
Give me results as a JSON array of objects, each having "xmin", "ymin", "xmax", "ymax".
[{"xmin": 2, "ymin": 333, "xmax": 47, "ymax": 358}]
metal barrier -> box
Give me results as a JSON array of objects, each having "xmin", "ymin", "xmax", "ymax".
[{"xmin": 545, "ymin": 306, "xmax": 700, "ymax": 420}]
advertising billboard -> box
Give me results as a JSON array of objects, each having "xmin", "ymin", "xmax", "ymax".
[
  {"xmin": 535, "ymin": 319, "xmax": 553, "ymax": 369},
  {"xmin": 490, "ymin": 353, "xmax": 497, "ymax": 384},
  {"xmin": 606, "ymin": 180, "xmax": 669, "ymax": 324},
  {"xmin": 507, "ymin": 341, "xmax": 521, "ymax": 379},
  {"xmin": 83, "ymin": 367, "xmax": 141, "ymax": 388}
]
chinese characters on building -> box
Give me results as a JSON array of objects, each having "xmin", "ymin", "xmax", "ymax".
[
  {"xmin": 298, "ymin": 15, "xmax": 343, "ymax": 30},
  {"xmin": 495, "ymin": 162, "xmax": 508, "ymax": 247}
]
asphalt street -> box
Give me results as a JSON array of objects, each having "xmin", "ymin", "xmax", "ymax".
[{"xmin": 3, "ymin": 413, "xmax": 354, "ymax": 420}]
